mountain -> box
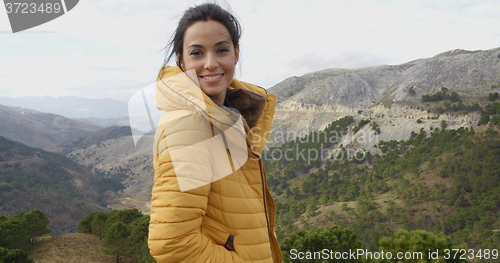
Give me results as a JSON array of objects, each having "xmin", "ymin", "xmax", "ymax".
[
  {"xmin": 270, "ymin": 47, "xmax": 500, "ymax": 107},
  {"xmin": 0, "ymin": 136, "xmax": 114, "ymax": 235},
  {"xmin": 267, "ymin": 47, "xmax": 500, "ymax": 147},
  {"xmin": 257, "ymin": 47, "xmax": 500, "ymax": 251},
  {"xmin": 66, "ymin": 133, "xmax": 154, "ymax": 214},
  {"xmin": 0, "ymin": 104, "xmax": 103, "ymax": 150},
  {"xmin": 48, "ymin": 125, "xmax": 133, "ymax": 154},
  {"xmin": 0, "ymin": 96, "xmax": 128, "ymax": 120}
]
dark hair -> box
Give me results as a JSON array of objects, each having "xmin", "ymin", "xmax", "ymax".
[{"xmin": 161, "ymin": 3, "xmax": 241, "ymax": 74}]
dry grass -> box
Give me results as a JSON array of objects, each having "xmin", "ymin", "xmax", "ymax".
[{"xmin": 28, "ymin": 233, "xmax": 130, "ymax": 263}]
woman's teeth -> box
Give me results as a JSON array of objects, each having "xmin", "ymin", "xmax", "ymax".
[{"xmin": 203, "ymin": 75, "xmax": 222, "ymax": 80}]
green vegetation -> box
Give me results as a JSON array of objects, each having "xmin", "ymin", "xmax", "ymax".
[
  {"xmin": 78, "ymin": 209, "xmax": 154, "ymax": 263},
  {"xmin": 0, "ymin": 136, "xmax": 116, "ymax": 234},
  {"xmin": 420, "ymin": 89, "xmax": 484, "ymax": 114},
  {"xmin": 374, "ymin": 229, "xmax": 467, "ymax": 263},
  {"xmin": 488, "ymin": 92, "xmax": 499, "ymax": 101},
  {"xmin": 478, "ymin": 102, "xmax": 500, "ymax": 126},
  {"xmin": 0, "ymin": 209, "xmax": 50, "ymax": 263},
  {"xmin": 281, "ymin": 226, "xmax": 362, "ymax": 262},
  {"xmin": 264, "ymin": 115, "xmax": 500, "ymax": 262},
  {"xmin": 353, "ymin": 119, "xmax": 371, "ymax": 134},
  {"xmin": 371, "ymin": 122, "xmax": 381, "ymax": 134},
  {"xmin": 0, "ymin": 247, "xmax": 34, "ymax": 263},
  {"xmin": 421, "ymin": 88, "xmax": 455, "ymax": 102},
  {"xmin": 408, "ymin": 86, "xmax": 416, "ymax": 96}
]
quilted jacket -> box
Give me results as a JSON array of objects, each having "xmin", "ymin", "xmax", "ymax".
[{"xmin": 148, "ymin": 66, "xmax": 282, "ymax": 263}]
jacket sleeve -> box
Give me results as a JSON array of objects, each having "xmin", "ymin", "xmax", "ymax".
[{"xmin": 148, "ymin": 111, "xmax": 243, "ymax": 263}]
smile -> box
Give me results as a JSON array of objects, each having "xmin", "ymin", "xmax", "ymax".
[{"xmin": 201, "ymin": 74, "xmax": 223, "ymax": 80}]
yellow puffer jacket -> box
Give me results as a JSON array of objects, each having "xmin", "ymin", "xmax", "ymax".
[{"xmin": 148, "ymin": 66, "xmax": 282, "ymax": 263}]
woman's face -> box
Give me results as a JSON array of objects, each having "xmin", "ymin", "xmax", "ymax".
[{"xmin": 179, "ymin": 20, "xmax": 239, "ymax": 103}]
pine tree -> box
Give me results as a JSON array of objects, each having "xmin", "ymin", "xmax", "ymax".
[
  {"xmin": 103, "ymin": 222, "xmax": 131, "ymax": 263},
  {"xmin": 91, "ymin": 212, "xmax": 107, "ymax": 240}
]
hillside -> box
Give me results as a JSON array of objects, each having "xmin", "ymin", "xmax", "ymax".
[
  {"xmin": 0, "ymin": 104, "xmax": 103, "ymax": 151},
  {"xmin": 0, "ymin": 136, "xmax": 115, "ymax": 235},
  {"xmin": 28, "ymin": 233, "xmax": 127, "ymax": 263},
  {"xmin": 267, "ymin": 47, "xmax": 500, "ymax": 147},
  {"xmin": 269, "ymin": 47, "xmax": 500, "ymax": 107},
  {"xmin": 48, "ymin": 125, "xmax": 133, "ymax": 154},
  {"xmin": 264, "ymin": 117, "xmax": 500, "ymax": 254},
  {"xmin": 66, "ymin": 134, "xmax": 154, "ymax": 214}
]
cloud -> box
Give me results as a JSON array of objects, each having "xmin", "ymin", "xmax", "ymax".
[
  {"xmin": 287, "ymin": 51, "xmax": 393, "ymax": 75},
  {"xmin": 1, "ymin": 0, "xmax": 500, "ymax": 99}
]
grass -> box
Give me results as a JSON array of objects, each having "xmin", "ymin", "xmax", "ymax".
[{"xmin": 28, "ymin": 233, "xmax": 131, "ymax": 263}]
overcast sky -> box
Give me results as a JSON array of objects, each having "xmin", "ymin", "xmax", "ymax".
[{"xmin": 1, "ymin": 0, "xmax": 499, "ymax": 101}]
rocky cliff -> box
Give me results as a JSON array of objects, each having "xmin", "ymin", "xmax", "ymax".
[
  {"xmin": 267, "ymin": 47, "xmax": 499, "ymax": 148},
  {"xmin": 269, "ymin": 47, "xmax": 500, "ymax": 107}
]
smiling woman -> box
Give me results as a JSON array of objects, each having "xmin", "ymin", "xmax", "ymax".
[
  {"xmin": 148, "ymin": 2, "xmax": 282, "ymax": 263},
  {"xmin": 179, "ymin": 20, "xmax": 239, "ymax": 103}
]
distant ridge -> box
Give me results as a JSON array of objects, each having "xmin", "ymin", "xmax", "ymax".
[
  {"xmin": 0, "ymin": 96, "xmax": 128, "ymax": 119},
  {"xmin": 269, "ymin": 47, "xmax": 500, "ymax": 108},
  {"xmin": 48, "ymin": 125, "xmax": 133, "ymax": 154},
  {"xmin": 0, "ymin": 104, "xmax": 103, "ymax": 150}
]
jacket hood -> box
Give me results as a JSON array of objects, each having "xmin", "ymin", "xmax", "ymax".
[{"xmin": 155, "ymin": 66, "xmax": 277, "ymax": 156}]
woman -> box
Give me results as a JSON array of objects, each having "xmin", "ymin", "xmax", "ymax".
[{"xmin": 148, "ymin": 3, "xmax": 282, "ymax": 263}]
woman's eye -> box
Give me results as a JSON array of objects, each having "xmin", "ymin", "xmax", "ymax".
[
  {"xmin": 217, "ymin": 48, "xmax": 229, "ymax": 53},
  {"xmin": 190, "ymin": 50, "xmax": 202, "ymax": 56}
]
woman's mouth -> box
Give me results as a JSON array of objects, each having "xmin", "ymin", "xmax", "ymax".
[{"xmin": 201, "ymin": 74, "xmax": 223, "ymax": 81}]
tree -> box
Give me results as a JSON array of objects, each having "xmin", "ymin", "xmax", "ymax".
[
  {"xmin": 440, "ymin": 120, "xmax": 448, "ymax": 130},
  {"xmin": 78, "ymin": 211, "xmax": 100, "ymax": 234},
  {"xmin": 491, "ymin": 115, "xmax": 500, "ymax": 126},
  {"xmin": 126, "ymin": 216, "xmax": 155, "ymax": 263},
  {"xmin": 91, "ymin": 212, "xmax": 107, "ymax": 240},
  {"xmin": 80, "ymin": 209, "xmax": 154, "ymax": 263},
  {"xmin": 409, "ymin": 87, "xmax": 416, "ymax": 95},
  {"xmin": 103, "ymin": 222, "xmax": 131, "ymax": 263},
  {"xmin": 488, "ymin": 92, "xmax": 499, "ymax": 101},
  {"xmin": 478, "ymin": 114, "xmax": 490, "ymax": 126},
  {"xmin": 16, "ymin": 210, "xmax": 51, "ymax": 246},
  {"xmin": 450, "ymin": 92, "xmax": 460, "ymax": 102},
  {"xmin": 375, "ymin": 229, "xmax": 467, "ymax": 263},
  {"xmin": 0, "ymin": 217, "xmax": 30, "ymax": 251},
  {"xmin": 0, "ymin": 247, "xmax": 34, "ymax": 263},
  {"xmin": 103, "ymin": 209, "xmax": 142, "ymax": 235},
  {"xmin": 280, "ymin": 226, "xmax": 362, "ymax": 262}
]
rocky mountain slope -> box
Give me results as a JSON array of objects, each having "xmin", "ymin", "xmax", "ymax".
[
  {"xmin": 267, "ymin": 47, "xmax": 499, "ymax": 147},
  {"xmin": 48, "ymin": 125, "xmax": 132, "ymax": 154},
  {"xmin": 270, "ymin": 47, "xmax": 500, "ymax": 107},
  {"xmin": 0, "ymin": 104, "xmax": 103, "ymax": 150},
  {"xmin": 67, "ymin": 134, "xmax": 154, "ymax": 214}
]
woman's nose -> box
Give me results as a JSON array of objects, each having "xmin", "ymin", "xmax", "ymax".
[{"xmin": 204, "ymin": 53, "xmax": 218, "ymax": 70}]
